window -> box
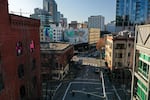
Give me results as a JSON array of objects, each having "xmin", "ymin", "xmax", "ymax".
[
  {"xmin": 128, "ymin": 43, "xmax": 131, "ymax": 47},
  {"xmin": 16, "ymin": 41, "xmax": 23, "ymax": 56},
  {"xmin": 118, "ymin": 62, "xmax": 122, "ymax": 67},
  {"xmin": 20, "ymin": 85, "xmax": 26, "ymax": 99},
  {"xmin": 128, "ymin": 53, "xmax": 131, "ymax": 57},
  {"xmin": 0, "ymin": 74, "xmax": 4, "ymax": 91},
  {"xmin": 30, "ymin": 40, "xmax": 34, "ymax": 52},
  {"xmin": 32, "ymin": 59, "xmax": 36, "ymax": 70},
  {"xmin": 118, "ymin": 53, "xmax": 123, "ymax": 58},
  {"xmin": 18, "ymin": 64, "xmax": 24, "ymax": 79},
  {"xmin": 115, "ymin": 44, "xmax": 125, "ymax": 49},
  {"xmin": 32, "ymin": 76, "xmax": 37, "ymax": 88},
  {"xmin": 143, "ymin": 63, "xmax": 147, "ymax": 73}
]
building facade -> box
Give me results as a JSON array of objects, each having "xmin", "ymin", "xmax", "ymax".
[
  {"xmin": 64, "ymin": 28, "xmax": 89, "ymax": 45},
  {"xmin": 43, "ymin": 0, "xmax": 58, "ymax": 23},
  {"xmin": 88, "ymin": 28, "xmax": 101, "ymax": 45},
  {"xmin": 40, "ymin": 24, "xmax": 63, "ymax": 42},
  {"xmin": 30, "ymin": 8, "xmax": 53, "ymax": 26},
  {"xmin": 0, "ymin": 0, "xmax": 41, "ymax": 100},
  {"xmin": 40, "ymin": 42, "xmax": 74, "ymax": 80},
  {"xmin": 105, "ymin": 31, "xmax": 134, "ymax": 70},
  {"xmin": 116, "ymin": 0, "xmax": 150, "ymax": 26},
  {"xmin": 131, "ymin": 25, "xmax": 150, "ymax": 100},
  {"xmin": 88, "ymin": 15, "xmax": 105, "ymax": 31},
  {"xmin": 106, "ymin": 21, "xmax": 116, "ymax": 33}
]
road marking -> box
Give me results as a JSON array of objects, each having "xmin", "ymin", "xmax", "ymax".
[
  {"xmin": 55, "ymin": 83, "xmax": 62, "ymax": 93},
  {"xmin": 62, "ymin": 82, "xmax": 102, "ymax": 100},
  {"xmin": 71, "ymin": 81, "xmax": 101, "ymax": 85},
  {"xmin": 62, "ymin": 82, "xmax": 71, "ymax": 100},
  {"xmin": 71, "ymin": 90, "xmax": 105, "ymax": 99},
  {"xmin": 112, "ymin": 85, "xmax": 121, "ymax": 100},
  {"xmin": 101, "ymin": 71, "xmax": 107, "ymax": 100},
  {"xmin": 74, "ymin": 79, "xmax": 101, "ymax": 82}
]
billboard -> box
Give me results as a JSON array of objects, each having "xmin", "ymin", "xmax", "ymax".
[
  {"xmin": 64, "ymin": 28, "xmax": 89, "ymax": 44},
  {"xmin": 43, "ymin": 26, "xmax": 53, "ymax": 41}
]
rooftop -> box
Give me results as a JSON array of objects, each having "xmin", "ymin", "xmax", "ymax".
[{"xmin": 40, "ymin": 42, "xmax": 71, "ymax": 51}]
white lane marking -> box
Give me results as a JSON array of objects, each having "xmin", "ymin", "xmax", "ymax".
[
  {"xmin": 74, "ymin": 79, "xmax": 101, "ymax": 81},
  {"xmin": 62, "ymin": 82, "xmax": 71, "ymax": 100},
  {"xmin": 62, "ymin": 81, "xmax": 102, "ymax": 100},
  {"xmin": 55, "ymin": 83, "xmax": 62, "ymax": 93},
  {"xmin": 112, "ymin": 85, "xmax": 121, "ymax": 100},
  {"xmin": 71, "ymin": 81, "xmax": 101, "ymax": 85}
]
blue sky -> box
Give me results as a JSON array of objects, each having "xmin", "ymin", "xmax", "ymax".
[{"xmin": 8, "ymin": 0, "xmax": 116, "ymax": 24}]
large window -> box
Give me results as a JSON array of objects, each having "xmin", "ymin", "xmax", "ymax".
[
  {"xmin": 32, "ymin": 76, "xmax": 37, "ymax": 88},
  {"xmin": 138, "ymin": 60, "xmax": 149, "ymax": 79},
  {"xmin": 30, "ymin": 40, "xmax": 35, "ymax": 52},
  {"xmin": 20, "ymin": 85, "xmax": 26, "ymax": 99},
  {"xmin": 16, "ymin": 41, "xmax": 23, "ymax": 56},
  {"xmin": 18, "ymin": 64, "xmax": 24, "ymax": 79},
  {"xmin": 0, "ymin": 74, "xmax": 4, "ymax": 91},
  {"xmin": 115, "ymin": 44, "xmax": 125, "ymax": 49},
  {"xmin": 32, "ymin": 58, "xmax": 36, "ymax": 70}
]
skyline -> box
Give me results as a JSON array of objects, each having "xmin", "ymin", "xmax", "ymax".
[{"xmin": 8, "ymin": 0, "xmax": 116, "ymax": 24}]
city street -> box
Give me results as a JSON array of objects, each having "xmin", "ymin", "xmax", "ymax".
[{"xmin": 50, "ymin": 51, "xmax": 131, "ymax": 100}]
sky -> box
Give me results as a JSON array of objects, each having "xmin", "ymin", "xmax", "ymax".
[{"xmin": 8, "ymin": 0, "xmax": 116, "ymax": 24}]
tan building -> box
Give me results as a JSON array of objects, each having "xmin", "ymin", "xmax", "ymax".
[
  {"xmin": 105, "ymin": 30, "xmax": 134, "ymax": 70},
  {"xmin": 131, "ymin": 25, "xmax": 150, "ymax": 100},
  {"xmin": 88, "ymin": 28, "xmax": 100, "ymax": 45},
  {"xmin": 40, "ymin": 42, "xmax": 74, "ymax": 80}
]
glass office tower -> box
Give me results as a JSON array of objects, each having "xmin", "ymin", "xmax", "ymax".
[
  {"xmin": 116, "ymin": 0, "xmax": 150, "ymax": 26},
  {"xmin": 43, "ymin": 0, "xmax": 58, "ymax": 23}
]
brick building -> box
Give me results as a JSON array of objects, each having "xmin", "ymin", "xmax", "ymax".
[
  {"xmin": 0, "ymin": 0, "xmax": 41, "ymax": 100},
  {"xmin": 40, "ymin": 42, "xmax": 74, "ymax": 80}
]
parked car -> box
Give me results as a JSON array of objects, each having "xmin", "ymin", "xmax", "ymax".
[{"xmin": 94, "ymin": 68, "xmax": 100, "ymax": 73}]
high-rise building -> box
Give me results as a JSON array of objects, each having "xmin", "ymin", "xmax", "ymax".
[
  {"xmin": 106, "ymin": 21, "xmax": 116, "ymax": 33},
  {"xmin": 0, "ymin": 0, "xmax": 41, "ymax": 99},
  {"xmin": 43, "ymin": 0, "xmax": 58, "ymax": 22},
  {"xmin": 88, "ymin": 15, "xmax": 105, "ymax": 31},
  {"xmin": 30, "ymin": 8, "xmax": 53, "ymax": 26},
  {"xmin": 131, "ymin": 25, "xmax": 150, "ymax": 100},
  {"xmin": 116, "ymin": 0, "xmax": 150, "ymax": 26}
]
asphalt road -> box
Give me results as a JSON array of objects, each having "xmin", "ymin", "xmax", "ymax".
[{"xmin": 47, "ymin": 51, "xmax": 131, "ymax": 100}]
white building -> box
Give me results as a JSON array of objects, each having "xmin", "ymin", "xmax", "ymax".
[
  {"xmin": 88, "ymin": 15, "xmax": 105, "ymax": 31},
  {"xmin": 40, "ymin": 23, "xmax": 63, "ymax": 42}
]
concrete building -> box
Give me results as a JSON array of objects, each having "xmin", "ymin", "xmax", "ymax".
[
  {"xmin": 69, "ymin": 21, "xmax": 78, "ymax": 29},
  {"xmin": 69, "ymin": 21, "xmax": 88, "ymax": 29},
  {"xmin": 88, "ymin": 15, "xmax": 105, "ymax": 31},
  {"xmin": 0, "ymin": 0, "xmax": 41, "ymax": 99},
  {"xmin": 88, "ymin": 28, "xmax": 101, "ymax": 45},
  {"xmin": 40, "ymin": 24, "xmax": 63, "ymax": 42},
  {"xmin": 131, "ymin": 25, "xmax": 150, "ymax": 100},
  {"xmin": 40, "ymin": 42, "xmax": 74, "ymax": 80},
  {"xmin": 105, "ymin": 30, "xmax": 134, "ymax": 70}
]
